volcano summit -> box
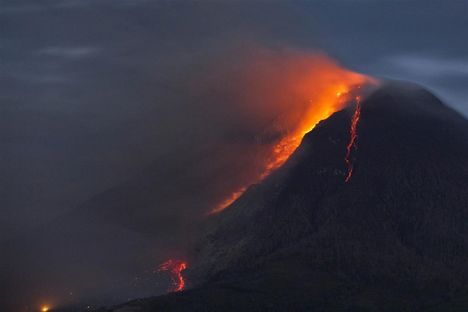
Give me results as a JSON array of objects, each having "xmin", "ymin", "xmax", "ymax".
[{"xmin": 109, "ymin": 81, "xmax": 468, "ymax": 311}]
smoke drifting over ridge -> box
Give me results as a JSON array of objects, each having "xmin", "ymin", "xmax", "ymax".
[
  {"xmin": 201, "ymin": 48, "xmax": 373, "ymax": 213},
  {"xmin": 3, "ymin": 45, "xmax": 376, "ymax": 311},
  {"xmin": 131, "ymin": 46, "xmax": 374, "ymax": 218},
  {"xmin": 89, "ymin": 45, "xmax": 375, "ymax": 226}
]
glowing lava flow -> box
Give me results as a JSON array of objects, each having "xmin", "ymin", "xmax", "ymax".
[
  {"xmin": 210, "ymin": 98, "xmax": 346, "ymax": 214},
  {"xmin": 344, "ymin": 96, "xmax": 362, "ymax": 182},
  {"xmin": 210, "ymin": 88, "xmax": 364, "ymax": 214},
  {"xmin": 157, "ymin": 259, "xmax": 187, "ymax": 292},
  {"xmin": 206, "ymin": 52, "xmax": 377, "ymax": 214}
]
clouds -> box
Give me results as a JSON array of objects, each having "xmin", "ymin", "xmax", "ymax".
[
  {"xmin": 364, "ymin": 54, "xmax": 468, "ymax": 115},
  {"xmin": 384, "ymin": 55, "xmax": 468, "ymax": 78},
  {"xmin": 37, "ymin": 46, "xmax": 99, "ymax": 59}
]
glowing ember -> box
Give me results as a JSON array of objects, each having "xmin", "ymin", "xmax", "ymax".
[
  {"xmin": 210, "ymin": 54, "xmax": 374, "ymax": 213},
  {"xmin": 157, "ymin": 259, "xmax": 187, "ymax": 292},
  {"xmin": 40, "ymin": 306, "xmax": 50, "ymax": 312},
  {"xmin": 344, "ymin": 96, "xmax": 362, "ymax": 182},
  {"xmin": 211, "ymin": 187, "xmax": 246, "ymax": 214}
]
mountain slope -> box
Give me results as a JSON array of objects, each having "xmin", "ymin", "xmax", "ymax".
[{"xmin": 110, "ymin": 81, "xmax": 468, "ymax": 311}]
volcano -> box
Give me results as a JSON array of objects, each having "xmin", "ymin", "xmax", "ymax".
[{"xmin": 108, "ymin": 81, "xmax": 468, "ymax": 311}]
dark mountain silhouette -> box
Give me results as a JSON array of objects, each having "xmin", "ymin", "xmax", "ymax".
[{"xmin": 108, "ymin": 81, "xmax": 468, "ymax": 311}]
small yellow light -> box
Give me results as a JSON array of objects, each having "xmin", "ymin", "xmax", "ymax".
[{"xmin": 41, "ymin": 305, "xmax": 50, "ymax": 312}]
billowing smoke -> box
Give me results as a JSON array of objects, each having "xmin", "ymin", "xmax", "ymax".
[{"xmin": 3, "ymin": 43, "xmax": 376, "ymax": 311}]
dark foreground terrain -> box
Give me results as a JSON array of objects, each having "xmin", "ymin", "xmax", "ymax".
[{"xmin": 77, "ymin": 82, "xmax": 468, "ymax": 311}]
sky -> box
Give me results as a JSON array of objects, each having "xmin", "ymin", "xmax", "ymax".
[{"xmin": 1, "ymin": 0, "xmax": 467, "ymax": 309}]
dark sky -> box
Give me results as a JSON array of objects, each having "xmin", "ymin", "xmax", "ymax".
[{"xmin": 1, "ymin": 0, "xmax": 467, "ymax": 309}]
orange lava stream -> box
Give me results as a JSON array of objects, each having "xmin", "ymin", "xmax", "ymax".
[
  {"xmin": 209, "ymin": 100, "xmax": 340, "ymax": 214},
  {"xmin": 158, "ymin": 259, "xmax": 187, "ymax": 292},
  {"xmin": 344, "ymin": 96, "xmax": 362, "ymax": 182},
  {"xmin": 211, "ymin": 187, "xmax": 247, "ymax": 214},
  {"xmin": 209, "ymin": 54, "xmax": 374, "ymax": 214}
]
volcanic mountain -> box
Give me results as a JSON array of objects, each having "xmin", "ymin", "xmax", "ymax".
[{"xmin": 110, "ymin": 81, "xmax": 468, "ymax": 311}]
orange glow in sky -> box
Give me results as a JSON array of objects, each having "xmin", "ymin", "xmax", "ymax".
[{"xmin": 210, "ymin": 52, "xmax": 374, "ymax": 213}]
